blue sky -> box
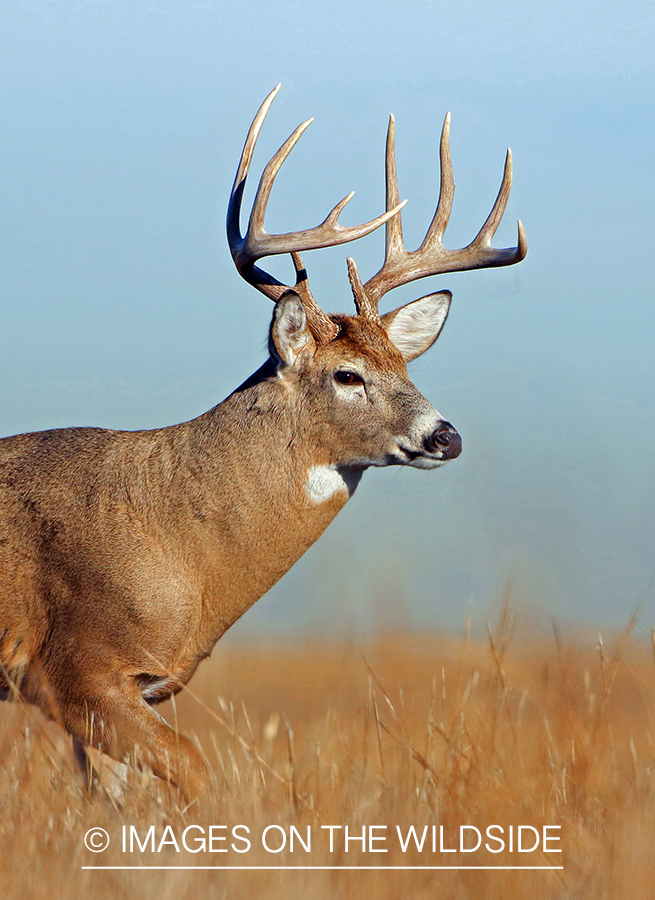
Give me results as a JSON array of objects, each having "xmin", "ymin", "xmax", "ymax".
[{"xmin": 1, "ymin": 0, "xmax": 654, "ymax": 634}]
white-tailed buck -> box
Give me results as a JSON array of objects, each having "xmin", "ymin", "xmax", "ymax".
[{"xmin": 0, "ymin": 86, "xmax": 526, "ymax": 798}]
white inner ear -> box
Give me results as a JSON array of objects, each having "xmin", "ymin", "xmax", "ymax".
[
  {"xmin": 272, "ymin": 292, "xmax": 310, "ymax": 366},
  {"xmin": 384, "ymin": 291, "xmax": 451, "ymax": 362}
]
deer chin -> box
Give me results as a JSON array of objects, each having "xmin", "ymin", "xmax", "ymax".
[
  {"xmin": 392, "ymin": 444, "xmax": 449, "ymax": 469},
  {"xmin": 408, "ymin": 455, "xmax": 448, "ymax": 470}
]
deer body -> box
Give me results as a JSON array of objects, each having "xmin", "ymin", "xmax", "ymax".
[
  {"xmin": 0, "ymin": 381, "xmax": 351, "ymax": 699},
  {"xmin": 0, "ymin": 87, "xmax": 525, "ymax": 797}
]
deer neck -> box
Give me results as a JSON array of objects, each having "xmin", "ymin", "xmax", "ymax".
[{"xmin": 178, "ymin": 363, "xmax": 362, "ymax": 635}]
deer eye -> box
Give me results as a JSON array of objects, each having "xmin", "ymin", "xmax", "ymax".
[{"xmin": 334, "ymin": 369, "xmax": 363, "ymax": 386}]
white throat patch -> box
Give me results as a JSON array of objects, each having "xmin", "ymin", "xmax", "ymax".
[{"xmin": 304, "ymin": 465, "xmax": 350, "ymax": 505}]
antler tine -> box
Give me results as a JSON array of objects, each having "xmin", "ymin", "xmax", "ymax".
[
  {"xmin": 245, "ymin": 116, "xmax": 315, "ymax": 246},
  {"xmin": 472, "ymin": 147, "xmax": 513, "ymax": 247},
  {"xmin": 359, "ymin": 113, "xmax": 527, "ymax": 311},
  {"xmin": 347, "ymin": 255, "xmax": 379, "ymax": 321},
  {"xmin": 384, "ymin": 114, "xmax": 405, "ymax": 262},
  {"xmin": 349, "ymin": 113, "xmax": 411, "ymax": 319},
  {"xmin": 227, "ymin": 84, "xmax": 280, "ymax": 255},
  {"xmin": 289, "ymin": 251, "xmax": 340, "ymax": 340},
  {"xmin": 422, "ymin": 112, "xmax": 455, "ymax": 249}
]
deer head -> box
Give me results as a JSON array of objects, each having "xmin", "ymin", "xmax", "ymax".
[{"xmin": 226, "ymin": 86, "xmax": 525, "ymax": 482}]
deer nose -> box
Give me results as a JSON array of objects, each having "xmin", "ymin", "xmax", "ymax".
[{"xmin": 425, "ymin": 421, "xmax": 462, "ymax": 459}]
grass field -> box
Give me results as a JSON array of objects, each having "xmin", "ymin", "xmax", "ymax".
[{"xmin": 1, "ymin": 610, "xmax": 654, "ymax": 899}]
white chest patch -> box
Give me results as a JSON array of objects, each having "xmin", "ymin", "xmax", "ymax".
[{"xmin": 304, "ymin": 465, "xmax": 350, "ymax": 505}]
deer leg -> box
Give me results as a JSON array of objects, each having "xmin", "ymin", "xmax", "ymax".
[
  {"xmin": 54, "ymin": 680, "xmax": 209, "ymax": 801},
  {"xmin": 72, "ymin": 736, "xmax": 92, "ymax": 790}
]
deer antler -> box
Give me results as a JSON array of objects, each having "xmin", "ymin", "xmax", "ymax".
[
  {"xmin": 348, "ymin": 112, "xmax": 527, "ymax": 320},
  {"xmin": 227, "ymin": 85, "xmax": 406, "ymax": 342}
]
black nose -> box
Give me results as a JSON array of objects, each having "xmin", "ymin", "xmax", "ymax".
[{"xmin": 425, "ymin": 421, "xmax": 462, "ymax": 459}]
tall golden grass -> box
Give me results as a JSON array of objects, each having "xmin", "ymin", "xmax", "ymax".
[{"xmin": 1, "ymin": 609, "xmax": 654, "ymax": 899}]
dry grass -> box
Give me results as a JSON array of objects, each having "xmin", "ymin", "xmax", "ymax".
[{"xmin": 2, "ymin": 611, "xmax": 655, "ymax": 899}]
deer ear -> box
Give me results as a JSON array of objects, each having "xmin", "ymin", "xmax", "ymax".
[
  {"xmin": 381, "ymin": 290, "xmax": 452, "ymax": 362},
  {"xmin": 270, "ymin": 291, "xmax": 316, "ymax": 366}
]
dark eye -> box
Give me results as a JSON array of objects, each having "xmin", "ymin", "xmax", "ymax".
[{"xmin": 334, "ymin": 370, "xmax": 363, "ymax": 386}]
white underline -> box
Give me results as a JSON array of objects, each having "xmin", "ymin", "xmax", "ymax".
[{"xmin": 83, "ymin": 865, "xmax": 563, "ymax": 871}]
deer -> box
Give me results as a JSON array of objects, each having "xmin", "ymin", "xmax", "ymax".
[{"xmin": 0, "ymin": 86, "xmax": 526, "ymax": 799}]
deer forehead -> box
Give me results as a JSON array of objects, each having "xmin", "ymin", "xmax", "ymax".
[{"xmin": 317, "ymin": 315, "xmax": 407, "ymax": 374}]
